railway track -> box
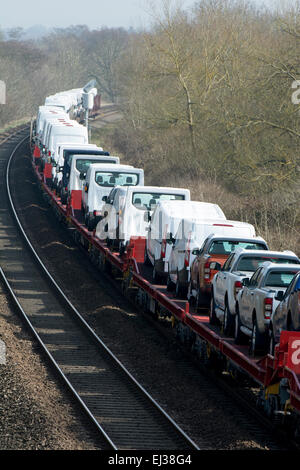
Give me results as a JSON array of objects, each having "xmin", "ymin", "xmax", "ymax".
[{"xmin": 0, "ymin": 129, "xmax": 198, "ymax": 450}]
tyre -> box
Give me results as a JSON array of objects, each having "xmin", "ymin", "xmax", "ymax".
[
  {"xmin": 250, "ymin": 317, "xmax": 268, "ymax": 356},
  {"xmin": 152, "ymin": 265, "xmax": 161, "ymax": 284},
  {"xmin": 187, "ymin": 281, "xmax": 195, "ymax": 308},
  {"xmin": 119, "ymin": 242, "xmax": 126, "ymax": 256},
  {"xmin": 144, "ymin": 248, "xmax": 151, "ymax": 266},
  {"xmin": 87, "ymin": 216, "xmax": 91, "ymax": 231},
  {"xmin": 223, "ymin": 302, "xmax": 234, "ymax": 336},
  {"xmin": 209, "ymin": 294, "xmax": 218, "ymax": 325},
  {"xmin": 175, "ymin": 272, "xmax": 187, "ymax": 298},
  {"xmin": 166, "ymin": 272, "xmax": 174, "ymax": 292},
  {"xmin": 269, "ymin": 327, "xmax": 275, "ymax": 356},
  {"xmin": 61, "ymin": 191, "xmax": 67, "ymax": 205},
  {"xmin": 195, "ymin": 287, "xmax": 201, "ymax": 311},
  {"xmin": 234, "ymin": 307, "xmax": 248, "ymax": 345}
]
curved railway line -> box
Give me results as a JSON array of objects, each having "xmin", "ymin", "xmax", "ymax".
[
  {"xmin": 0, "ymin": 128, "xmax": 198, "ymax": 450},
  {"xmin": 0, "ymin": 125, "xmax": 293, "ymax": 451}
]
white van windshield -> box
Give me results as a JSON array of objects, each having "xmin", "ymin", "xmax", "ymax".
[
  {"xmin": 132, "ymin": 193, "xmax": 185, "ymax": 211},
  {"xmin": 95, "ymin": 171, "xmax": 139, "ymax": 187},
  {"xmin": 76, "ymin": 159, "xmax": 113, "ymax": 173}
]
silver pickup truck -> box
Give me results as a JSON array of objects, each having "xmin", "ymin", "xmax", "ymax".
[
  {"xmin": 235, "ymin": 262, "xmax": 300, "ymax": 355},
  {"xmin": 211, "ymin": 248, "xmax": 299, "ymax": 336}
]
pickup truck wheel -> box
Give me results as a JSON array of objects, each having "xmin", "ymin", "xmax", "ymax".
[
  {"xmin": 175, "ymin": 273, "xmax": 187, "ymax": 298},
  {"xmin": 167, "ymin": 272, "xmax": 174, "ymax": 292},
  {"xmin": 87, "ymin": 216, "xmax": 94, "ymax": 232},
  {"xmin": 152, "ymin": 265, "xmax": 161, "ymax": 284},
  {"xmin": 187, "ymin": 282, "xmax": 195, "ymax": 307},
  {"xmin": 195, "ymin": 288, "xmax": 202, "ymax": 311},
  {"xmin": 119, "ymin": 242, "xmax": 125, "ymax": 256},
  {"xmin": 234, "ymin": 308, "xmax": 248, "ymax": 345},
  {"xmin": 61, "ymin": 192, "xmax": 67, "ymax": 205},
  {"xmin": 223, "ymin": 303, "xmax": 234, "ymax": 336},
  {"xmin": 250, "ymin": 318, "xmax": 267, "ymax": 356},
  {"xmin": 209, "ymin": 295, "xmax": 218, "ymax": 325},
  {"xmin": 144, "ymin": 249, "xmax": 151, "ymax": 266},
  {"xmin": 269, "ymin": 328, "xmax": 275, "ymax": 356}
]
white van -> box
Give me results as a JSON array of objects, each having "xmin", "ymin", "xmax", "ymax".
[
  {"xmin": 36, "ymin": 107, "xmax": 69, "ymax": 145},
  {"xmin": 54, "ymin": 143, "xmax": 99, "ymax": 190},
  {"xmin": 146, "ymin": 200, "xmax": 226, "ymax": 282},
  {"xmin": 67, "ymin": 157, "xmax": 125, "ymax": 212},
  {"xmin": 59, "ymin": 148, "xmax": 117, "ymax": 203},
  {"xmin": 44, "ymin": 94, "xmax": 74, "ymax": 112},
  {"xmin": 168, "ymin": 218, "xmax": 256, "ymax": 296},
  {"xmin": 82, "ymin": 164, "xmax": 144, "ymax": 231},
  {"xmin": 47, "ymin": 122, "xmax": 88, "ymax": 164},
  {"xmin": 97, "ymin": 186, "xmax": 190, "ymax": 253}
]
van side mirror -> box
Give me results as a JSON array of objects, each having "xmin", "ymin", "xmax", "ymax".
[
  {"xmin": 192, "ymin": 248, "xmax": 201, "ymax": 256},
  {"xmin": 275, "ymin": 290, "xmax": 284, "ymax": 301},
  {"xmin": 166, "ymin": 232, "xmax": 175, "ymax": 244},
  {"xmin": 79, "ymin": 172, "xmax": 85, "ymax": 180},
  {"xmin": 242, "ymin": 278, "xmax": 250, "ymax": 287},
  {"xmin": 59, "ymin": 166, "xmax": 64, "ymax": 172},
  {"xmin": 102, "ymin": 195, "xmax": 108, "ymax": 202},
  {"xmin": 210, "ymin": 261, "xmax": 222, "ymax": 271}
]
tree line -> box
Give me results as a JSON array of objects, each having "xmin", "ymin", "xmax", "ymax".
[{"xmin": 0, "ymin": 0, "xmax": 299, "ymax": 250}]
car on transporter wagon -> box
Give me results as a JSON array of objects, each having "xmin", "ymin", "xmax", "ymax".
[
  {"xmin": 234, "ymin": 262, "xmax": 300, "ymax": 355},
  {"xmin": 187, "ymin": 233, "xmax": 267, "ymax": 308},
  {"xmin": 210, "ymin": 248, "xmax": 300, "ymax": 336},
  {"xmin": 269, "ymin": 270, "xmax": 300, "ymax": 355}
]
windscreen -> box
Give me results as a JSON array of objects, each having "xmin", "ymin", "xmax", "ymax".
[
  {"xmin": 208, "ymin": 240, "xmax": 266, "ymax": 255},
  {"xmin": 264, "ymin": 271, "xmax": 300, "ymax": 288},
  {"xmin": 95, "ymin": 171, "xmax": 139, "ymax": 187},
  {"xmin": 76, "ymin": 159, "xmax": 113, "ymax": 173},
  {"xmin": 236, "ymin": 256, "xmax": 300, "ymax": 272},
  {"xmin": 132, "ymin": 193, "xmax": 185, "ymax": 210}
]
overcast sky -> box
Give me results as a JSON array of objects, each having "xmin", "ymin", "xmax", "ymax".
[{"xmin": 0, "ymin": 0, "xmax": 293, "ymax": 30}]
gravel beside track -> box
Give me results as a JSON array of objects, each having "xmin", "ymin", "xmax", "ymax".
[{"xmin": 7, "ymin": 135, "xmax": 289, "ymax": 450}]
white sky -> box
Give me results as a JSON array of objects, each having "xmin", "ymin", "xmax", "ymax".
[{"xmin": 0, "ymin": 0, "xmax": 294, "ymax": 30}]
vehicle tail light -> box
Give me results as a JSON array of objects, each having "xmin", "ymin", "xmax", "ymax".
[
  {"xmin": 161, "ymin": 238, "xmax": 167, "ymax": 258},
  {"xmin": 234, "ymin": 280, "xmax": 243, "ymax": 298},
  {"xmin": 264, "ymin": 297, "xmax": 273, "ymax": 320},
  {"xmin": 204, "ymin": 261, "xmax": 211, "ymax": 282},
  {"xmin": 184, "ymin": 249, "xmax": 190, "ymax": 267},
  {"xmin": 184, "ymin": 231, "xmax": 192, "ymax": 267},
  {"xmin": 161, "ymin": 225, "xmax": 168, "ymax": 259},
  {"xmin": 93, "ymin": 211, "xmax": 101, "ymax": 217}
]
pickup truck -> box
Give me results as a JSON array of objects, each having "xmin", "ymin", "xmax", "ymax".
[
  {"xmin": 188, "ymin": 234, "xmax": 268, "ymax": 308},
  {"xmin": 235, "ymin": 262, "xmax": 300, "ymax": 355},
  {"xmin": 270, "ymin": 271, "xmax": 300, "ymax": 354},
  {"xmin": 210, "ymin": 248, "xmax": 300, "ymax": 335}
]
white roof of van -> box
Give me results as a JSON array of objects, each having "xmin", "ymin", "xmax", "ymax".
[
  {"xmin": 85, "ymin": 163, "xmax": 134, "ymax": 171},
  {"xmin": 122, "ymin": 186, "xmax": 190, "ymax": 194},
  {"xmin": 59, "ymin": 143, "xmax": 98, "ymax": 150},
  {"xmin": 182, "ymin": 218, "xmax": 253, "ymax": 229},
  {"xmin": 49, "ymin": 124, "xmax": 87, "ymax": 135},
  {"xmin": 155, "ymin": 200, "xmax": 226, "ymax": 220}
]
